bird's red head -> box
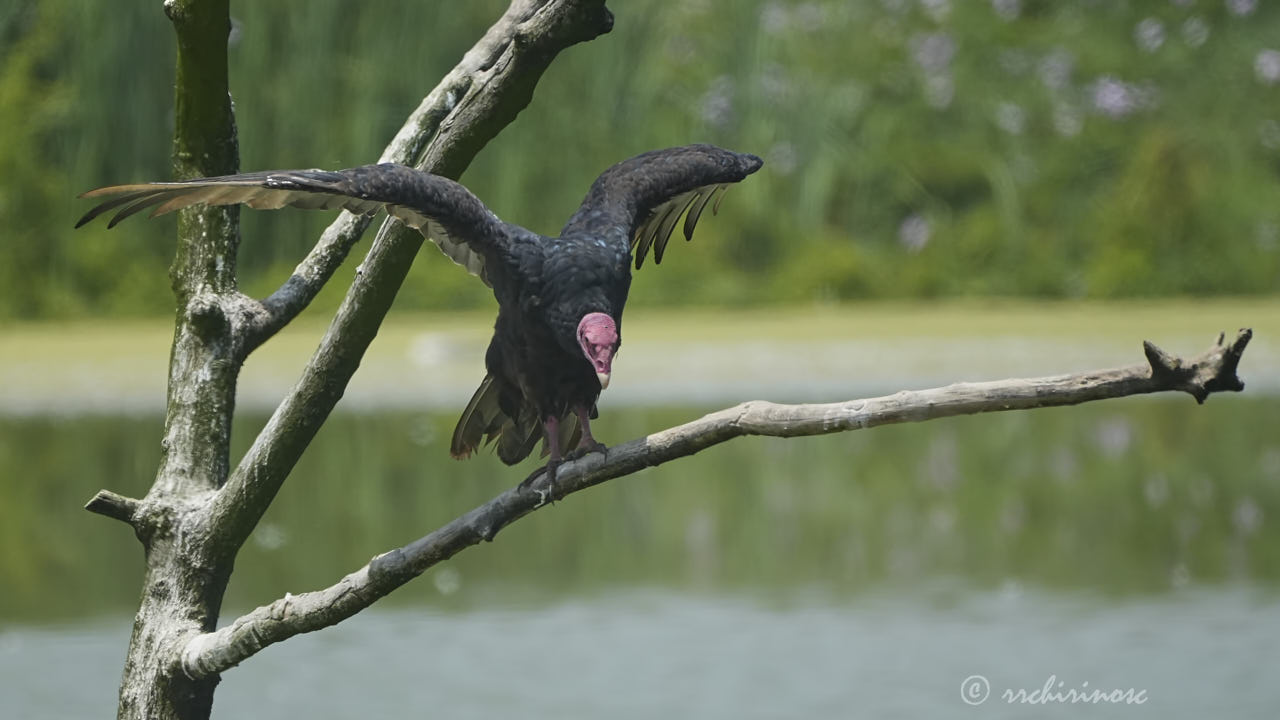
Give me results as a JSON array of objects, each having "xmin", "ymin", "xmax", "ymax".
[{"xmin": 577, "ymin": 312, "xmax": 619, "ymax": 389}]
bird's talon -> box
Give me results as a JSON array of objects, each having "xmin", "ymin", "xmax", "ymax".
[
  {"xmin": 521, "ymin": 459, "xmax": 561, "ymax": 504},
  {"xmin": 544, "ymin": 474, "xmax": 559, "ymax": 504},
  {"xmin": 534, "ymin": 486, "xmax": 553, "ymax": 507}
]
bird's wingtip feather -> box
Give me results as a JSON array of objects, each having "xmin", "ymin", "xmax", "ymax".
[{"xmin": 78, "ymin": 186, "xmax": 115, "ymax": 199}]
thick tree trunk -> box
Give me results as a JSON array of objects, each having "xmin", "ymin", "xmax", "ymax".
[{"xmin": 113, "ymin": 1, "xmax": 240, "ymax": 717}]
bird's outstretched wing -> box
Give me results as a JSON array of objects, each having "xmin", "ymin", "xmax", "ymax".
[
  {"xmin": 76, "ymin": 163, "xmax": 512, "ymax": 285},
  {"xmin": 560, "ymin": 144, "xmax": 763, "ymax": 269}
]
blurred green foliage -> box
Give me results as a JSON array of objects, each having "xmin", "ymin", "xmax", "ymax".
[{"xmin": 2, "ymin": 0, "xmax": 1279, "ymax": 319}]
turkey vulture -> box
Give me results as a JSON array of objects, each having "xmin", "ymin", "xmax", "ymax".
[{"xmin": 77, "ymin": 144, "xmax": 763, "ymax": 494}]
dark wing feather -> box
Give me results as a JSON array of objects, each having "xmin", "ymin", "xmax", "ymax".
[
  {"xmin": 498, "ymin": 414, "xmax": 544, "ymax": 467},
  {"xmin": 77, "ymin": 164, "xmax": 508, "ymax": 286},
  {"xmin": 559, "ymin": 144, "xmax": 762, "ymax": 270},
  {"xmin": 450, "ymin": 375, "xmax": 504, "ymax": 460},
  {"xmin": 651, "ymin": 191, "xmax": 698, "ymax": 265},
  {"xmin": 684, "ymin": 185, "xmax": 724, "ymax": 241},
  {"xmin": 450, "ymin": 375, "xmax": 550, "ymax": 466},
  {"xmin": 451, "ymin": 375, "xmax": 589, "ymax": 466}
]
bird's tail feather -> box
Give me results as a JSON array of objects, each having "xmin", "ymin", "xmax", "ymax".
[
  {"xmin": 452, "ymin": 375, "xmax": 576, "ymax": 466},
  {"xmin": 497, "ymin": 411, "xmax": 542, "ymax": 466},
  {"xmin": 450, "ymin": 375, "xmax": 505, "ymax": 460}
]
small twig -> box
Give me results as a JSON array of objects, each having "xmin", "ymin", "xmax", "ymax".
[
  {"xmin": 180, "ymin": 329, "xmax": 1252, "ymax": 678},
  {"xmin": 84, "ymin": 489, "xmax": 142, "ymax": 525}
]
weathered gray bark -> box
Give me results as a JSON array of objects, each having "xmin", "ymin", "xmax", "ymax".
[
  {"xmin": 102, "ymin": 2, "xmax": 241, "ymax": 717},
  {"xmin": 83, "ymin": 2, "xmax": 613, "ymax": 719}
]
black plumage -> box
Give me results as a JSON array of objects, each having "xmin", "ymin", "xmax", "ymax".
[{"xmin": 78, "ymin": 144, "xmax": 763, "ymax": 490}]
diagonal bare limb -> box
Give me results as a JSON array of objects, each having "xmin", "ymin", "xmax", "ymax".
[{"xmin": 180, "ymin": 329, "xmax": 1252, "ymax": 678}]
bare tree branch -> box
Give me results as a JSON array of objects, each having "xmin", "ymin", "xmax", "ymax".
[
  {"xmin": 84, "ymin": 489, "xmax": 142, "ymax": 526},
  {"xmin": 204, "ymin": 0, "xmax": 614, "ymax": 566},
  {"xmin": 240, "ymin": 214, "xmax": 374, "ymax": 354},
  {"xmin": 181, "ymin": 329, "xmax": 1252, "ymax": 678}
]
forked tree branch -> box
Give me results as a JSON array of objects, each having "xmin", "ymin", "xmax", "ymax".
[{"xmin": 181, "ymin": 329, "xmax": 1252, "ymax": 678}]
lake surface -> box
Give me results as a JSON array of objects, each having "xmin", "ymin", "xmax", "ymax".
[
  {"xmin": 6, "ymin": 587, "xmax": 1277, "ymax": 719},
  {"xmin": 1, "ymin": 395, "xmax": 1277, "ymax": 717}
]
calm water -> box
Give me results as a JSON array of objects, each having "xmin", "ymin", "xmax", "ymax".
[
  {"xmin": 1, "ymin": 398, "xmax": 1277, "ymax": 716},
  {"xmin": 5, "ymin": 588, "xmax": 1277, "ymax": 719}
]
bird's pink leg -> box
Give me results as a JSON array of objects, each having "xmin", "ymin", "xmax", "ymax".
[
  {"xmin": 573, "ymin": 406, "xmax": 607, "ymax": 455},
  {"xmin": 543, "ymin": 414, "xmax": 562, "ymax": 462}
]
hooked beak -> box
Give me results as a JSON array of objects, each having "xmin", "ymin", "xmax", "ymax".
[{"xmin": 597, "ymin": 371, "xmax": 611, "ymax": 389}]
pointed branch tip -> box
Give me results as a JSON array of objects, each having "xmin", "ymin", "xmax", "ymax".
[
  {"xmin": 84, "ymin": 489, "xmax": 142, "ymax": 525},
  {"xmin": 1228, "ymin": 327, "xmax": 1253, "ymax": 354},
  {"xmin": 1142, "ymin": 340, "xmax": 1179, "ymax": 377}
]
